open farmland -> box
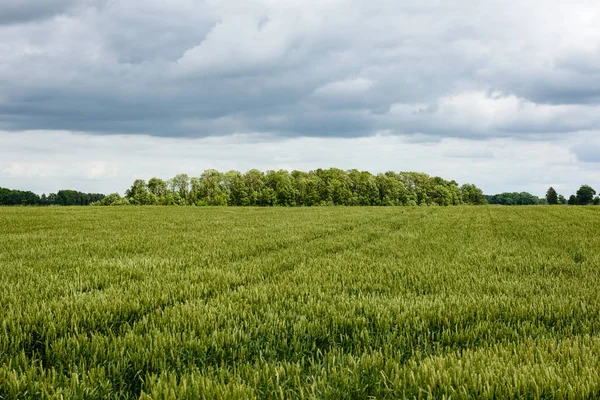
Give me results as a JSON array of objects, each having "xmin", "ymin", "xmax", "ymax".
[{"xmin": 1, "ymin": 206, "xmax": 600, "ymax": 399}]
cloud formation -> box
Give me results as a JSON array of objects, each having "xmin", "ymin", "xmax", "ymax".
[
  {"xmin": 1, "ymin": 0, "xmax": 599, "ymax": 139},
  {"xmin": 2, "ymin": 1, "xmax": 600, "ymax": 195},
  {"xmin": 1, "ymin": 130, "xmax": 598, "ymax": 198},
  {"xmin": 0, "ymin": 0, "xmax": 78, "ymax": 25}
]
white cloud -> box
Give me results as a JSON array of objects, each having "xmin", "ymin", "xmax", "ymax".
[
  {"xmin": 314, "ymin": 78, "xmax": 374, "ymax": 96},
  {"xmin": 1, "ymin": 130, "xmax": 599, "ymax": 198},
  {"xmin": 2, "ymin": 0, "xmax": 600, "ymax": 194},
  {"xmin": 173, "ymin": 15, "xmax": 294, "ymax": 77},
  {"xmin": 387, "ymin": 91, "xmax": 600, "ymax": 136},
  {"xmin": 2, "ymin": 0, "xmax": 600, "ymax": 137}
]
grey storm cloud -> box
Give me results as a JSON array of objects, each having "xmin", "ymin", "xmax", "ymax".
[
  {"xmin": 1, "ymin": 0, "xmax": 600, "ymax": 139},
  {"xmin": 0, "ymin": 0, "xmax": 77, "ymax": 24}
]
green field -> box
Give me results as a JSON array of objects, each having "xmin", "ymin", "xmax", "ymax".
[{"xmin": 1, "ymin": 206, "xmax": 600, "ymax": 399}]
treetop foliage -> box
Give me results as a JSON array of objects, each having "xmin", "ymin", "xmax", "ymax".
[
  {"xmin": 486, "ymin": 184, "xmax": 598, "ymax": 206},
  {"xmin": 98, "ymin": 169, "xmax": 488, "ymax": 207},
  {"xmin": 0, "ymin": 188, "xmax": 104, "ymax": 206},
  {"xmin": 485, "ymin": 192, "xmax": 546, "ymax": 206},
  {"xmin": 2, "ymin": 174, "xmax": 596, "ymax": 207},
  {"xmin": 546, "ymin": 187, "xmax": 559, "ymax": 205},
  {"xmin": 576, "ymin": 185, "xmax": 596, "ymax": 205}
]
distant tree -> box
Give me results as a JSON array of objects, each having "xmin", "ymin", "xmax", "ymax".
[
  {"xmin": 576, "ymin": 185, "xmax": 596, "ymax": 205},
  {"xmin": 188, "ymin": 177, "xmax": 202, "ymax": 205},
  {"xmin": 170, "ymin": 174, "xmax": 190, "ymax": 203},
  {"xmin": 546, "ymin": 187, "xmax": 559, "ymax": 205},
  {"xmin": 264, "ymin": 170, "xmax": 296, "ymax": 206},
  {"xmin": 148, "ymin": 177, "xmax": 168, "ymax": 197},
  {"xmin": 93, "ymin": 192, "xmax": 122, "ymax": 206},
  {"xmin": 558, "ymin": 194, "xmax": 567, "ymax": 205},
  {"xmin": 292, "ymin": 170, "xmax": 322, "ymax": 206},
  {"xmin": 593, "ymin": 196, "xmax": 600, "ymax": 206},
  {"xmin": 199, "ymin": 170, "xmax": 228, "ymax": 205},
  {"xmin": 460, "ymin": 184, "xmax": 487, "ymax": 205},
  {"xmin": 243, "ymin": 169, "xmax": 265, "ymax": 205},
  {"xmin": 113, "ymin": 197, "xmax": 131, "ymax": 206},
  {"xmin": 47, "ymin": 193, "xmax": 57, "ymax": 205},
  {"xmin": 104, "ymin": 170, "xmax": 488, "ymax": 207},
  {"xmin": 53, "ymin": 190, "xmax": 104, "ymax": 205},
  {"xmin": 224, "ymin": 170, "xmax": 250, "ymax": 206},
  {"xmin": 0, "ymin": 187, "xmax": 41, "ymax": 205},
  {"xmin": 485, "ymin": 192, "xmax": 544, "ymax": 206},
  {"xmin": 568, "ymin": 194, "xmax": 578, "ymax": 205},
  {"xmin": 257, "ymin": 187, "xmax": 277, "ymax": 206},
  {"xmin": 317, "ymin": 168, "xmax": 353, "ymax": 205},
  {"xmin": 0, "ymin": 187, "xmax": 104, "ymax": 206},
  {"xmin": 126, "ymin": 179, "xmax": 152, "ymax": 205},
  {"xmin": 375, "ymin": 172, "xmax": 408, "ymax": 206}
]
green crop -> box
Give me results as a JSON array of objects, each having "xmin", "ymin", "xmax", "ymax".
[{"xmin": 1, "ymin": 206, "xmax": 600, "ymax": 399}]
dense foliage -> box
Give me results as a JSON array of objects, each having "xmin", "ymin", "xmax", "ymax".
[
  {"xmin": 0, "ymin": 187, "xmax": 104, "ymax": 206},
  {"xmin": 3, "ymin": 175, "xmax": 597, "ymax": 208},
  {"xmin": 546, "ymin": 187, "xmax": 559, "ymax": 205},
  {"xmin": 487, "ymin": 185, "xmax": 599, "ymax": 206},
  {"xmin": 485, "ymin": 192, "xmax": 546, "ymax": 205},
  {"xmin": 99, "ymin": 169, "xmax": 487, "ymax": 206},
  {"xmin": 1, "ymin": 206, "xmax": 600, "ymax": 398},
  {"xmin": 575, "ymin": 185, "xmax": 597, "ymax": 205}
]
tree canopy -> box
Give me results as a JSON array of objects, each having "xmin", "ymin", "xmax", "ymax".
[
  {"xmin": 546, "ymin": 187, "xmax": 559, "ymax": 205},
  {"xmin": 485, "ymin": 192, "xmax": 545, "ymax": 206},
  {"xmin": 2, "ymin": 175, "xmax": 596, "ymax": 208},
  {"xmin": 0, "ymin": 188, "xmax": 104, "ymax": 206},
  {"xmin": 575, "ymin": 185, "xmax": 596, "ymax": 205},
  {"xmin": 98, "ymin": 169, "xmax": 488, "ymax": 207}
]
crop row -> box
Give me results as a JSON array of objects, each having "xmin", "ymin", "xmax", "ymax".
[{"xmin": 1, "ymin": 206, "xmax": 599, "ymax": 398}]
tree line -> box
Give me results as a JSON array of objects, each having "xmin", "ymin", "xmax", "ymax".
[
  {"xmin": 546, "ymin": 185, "xmax": 599, "ymax": 205},
  {"xmin": 3, "ymin": 172, "xmax": 597, "ymax": 207},
  {"xmin": 485, "ymin": 185, "xmax": 599, "ymax": 206},
  {"xmin": 95, "ymin": 169, "xmax": 488, "ymax": 206},
  {"xmin": 485, "ymin": 192, "xmax": 546, "ymax": 205},
  {"xmin": 0, "ymin": 188, "xmax": 105, "ymax": 206}
]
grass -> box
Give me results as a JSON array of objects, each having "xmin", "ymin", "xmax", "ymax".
[{"xmin": 1, "ymin": 206, "xmax": 600, "ymax": 399}]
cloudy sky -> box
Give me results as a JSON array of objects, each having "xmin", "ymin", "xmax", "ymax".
[{"xmin": 1, "ymin": 0, "xmax": 599, "ymax": 196}]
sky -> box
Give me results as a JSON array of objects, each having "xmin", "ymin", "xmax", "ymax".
[{"xmin": 1, "ymin": 0, "xmax": 599, "ymax": 196}]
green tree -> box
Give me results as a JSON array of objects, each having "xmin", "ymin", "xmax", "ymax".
[
  {"xmin": 0, "ymin": 188, "xmax": 41, "ymax": 205},
  {"xmin": 432, "ymin": 185, "xmax": 452, "ymax": 206},
  {"xmin": 264, "ymin": 170, "xmax": 296, "ymax": 206},
  {"xmin": 243, "ymin": 169, "xmax": 265, "ymax": 205},
  {"xmin": 546, "ymin": 187, "xmax": 559, "ymax": 205},
  {"xmin": 568, "ymin": 194, "xmax": 578, "ymax": 205},
  {"xmin": 375, "ymin": 172, "xmax": 408, "ymax": 206},
  {"xmin": 347, "ymin": 169, "xmax": 379, "ymax": 205},
  {"xmin": 461, "ymin": 184, "xmax": 487, "ymax": 205},
  {"xmin": 126, "ymin": 179, "xmax": 152, "ymax": 205},
  {"xmin": 148, "ymin": 178, "xmax": 168, "ymax": 197},
  {"xmin": 257, "ymin": 187, "xmax": 277, "ymax": 206},
  {"xmin": 292, "ymin": 171, "xmax": 322, "ymax": 206},
  {"xmin": 222, "ymin": 171, "xmax": 249, "ymax": 206},
  {"xmin": 400, "ymin": 172, "xmax": 433, "ymax": 205},
  {"xmin": 188, "ymin": 177, "xmax": 202, "ymax": 205},
  {"xmin": 112, "ymin": 170, "xmax": 488, "ymax": 208},
  {"xmin": 485, "ymin": 192, "xmax": 542, "ymax": 206},
  {"xmin": 558, "ymin": 194, "xmax": 567, "ymax": 205},
  {"xmin": 170, "ymin": 174, "xmax": 190, "ymax": 204},
  {"xmin": 199, "ymin": 170, "xmax": 228, "ymax": 205},
  {"xmin": 576, "ymin": 185, "xmax": 596, "ymax": 205},
  {"xmin": 93, "ymin": 192, "xmax": 122, "ymax": 206}
]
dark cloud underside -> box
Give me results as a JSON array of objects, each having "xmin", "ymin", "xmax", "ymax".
[{"xmin": 0, "ymin": 0, "xmax": 599, "ymax": 139}]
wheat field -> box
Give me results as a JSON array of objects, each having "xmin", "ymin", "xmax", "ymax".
[{"xmin": 1, "ymin": 206, "xmax": 599, "ymax": 399}]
